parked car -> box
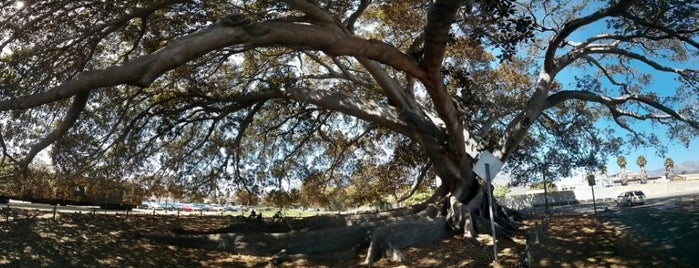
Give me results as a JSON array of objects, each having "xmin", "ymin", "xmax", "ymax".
[
  {"xmin": 192, "ymin": 203, "xmax": 208, "ymax": 211},
  {"xmin": 144, "ymin": 202, "xmax": 163, "ymax": 210},
  {"xmin": 208, "ymin": 204, "xmax": 224, "ymax": 212},
  {"xmin": 161, "ymin": 203, "xmax": 180, "ymax": 211},
  {"xmin": 616, "ymin": 191, "xmax": 646, "ymax": 207}
]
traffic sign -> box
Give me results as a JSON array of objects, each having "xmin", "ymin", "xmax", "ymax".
[{"xmin": 473, "ymin": 151, "xmax": 504, "ymax": 182}]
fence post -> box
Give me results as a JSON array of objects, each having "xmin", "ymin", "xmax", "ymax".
[
  {"xmin": 522, "ymin": 233, "xmax": 534, "ymax": 268},
  {"xmin": 527, "ymin": 243, "xmax": 533, "ymax": 267},
  {"xmin": 53, "ymin": 205, "xmax": 57, "ymax": 219}
]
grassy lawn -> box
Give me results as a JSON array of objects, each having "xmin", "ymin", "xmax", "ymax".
[{"xmin": 215, "ymin": 208, "xmax": 323, "ymax": 218}]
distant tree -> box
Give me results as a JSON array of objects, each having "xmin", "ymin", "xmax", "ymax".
[
  {"xmin": 529, "ymin": 181, "xmax": 557, "ymax": 191},
  {"xmin": 288, "ymin": 188, "xmax": 300, "ymax": 207},
  {"xmin": 598, "ymin": 164, "xmax": 608, "ymax": 175},
  {"xmin": 617, "ymin": 156, "xmax": 628, "ymax": 185},
  {"xmin": 401, "ymin": 187, "xmax": 433, "ymax": 206},
  {"xmin": 263, "ymin": 189, "xmax": 293, "ymax": 209},
  {"xmin": 235, "ymin": 188, "xmax": 259, "ymax": 206},
  {"xmin": 122, "ymin": 182, "xmax": 147, "ymax": 205},
  {"xmin": 493, "ymin": 184, "xmax": 512, "ymax": 197},
  {"xmin": 299, "ymin": 172, "xmax": 330, "ymax": 209},
  {"xmin": 637, "ymin": 155, "xmax": 647, "ymax": 184},
  {"xmin": 664, "ymin": 157, "xmax": 675, "ymax": 179}
]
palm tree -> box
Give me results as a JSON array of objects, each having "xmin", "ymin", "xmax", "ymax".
[
  {"xmin": 637, "ymin": 155, "xmax": 647, "ymax": 184},
  {"xmin": 617, "ymin": 156, "xmax": 628, "ymax": 185},
  {"xmin": 598, "ymin": 164, "xmax": 607, "ymax": 175},
  {"xmin": 664, "ymin": 157, "xmax": 675, "ymax": 180}
]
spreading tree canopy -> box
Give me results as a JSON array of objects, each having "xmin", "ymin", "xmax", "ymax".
[{"xmin": 1, "ymin": 0, "xmax": 698, "ymax": 262}]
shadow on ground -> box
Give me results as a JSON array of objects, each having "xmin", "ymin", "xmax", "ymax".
[
  {"xmin": 600, "ymin": 195, "xmax": 699, "ymax": 265},
  {"xmin": 0, "ymin": 209, "xmax": 528, "ymax": 267},
  {"xmin": 531, "ymin": 214, "xmax": 691, "ymax": 268}
]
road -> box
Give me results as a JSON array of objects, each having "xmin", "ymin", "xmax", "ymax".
[
  {"xmin": 600, "ymin": 194, "xmax": 699, "ymax": 265},
  {"xmin": 549, "ymin": 193, "xmax": 699, "ymax": 265}
]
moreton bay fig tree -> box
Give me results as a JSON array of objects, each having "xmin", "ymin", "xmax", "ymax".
[{"xmin": 1, "ymin": 0, "xmax": 698, "ymax": 264}]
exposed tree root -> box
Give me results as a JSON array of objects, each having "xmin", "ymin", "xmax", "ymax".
[
  {"xmin": 142, "ymin": 200, "xmax": 522, "ymax": 265},
  {"xmin": 364, "ymin": 216, "xmax": 447, "ymax": 264}
]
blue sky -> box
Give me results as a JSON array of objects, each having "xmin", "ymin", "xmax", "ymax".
[{"xmin": 551, "ymin": 9, "xmax": 699, "ymax": 175}]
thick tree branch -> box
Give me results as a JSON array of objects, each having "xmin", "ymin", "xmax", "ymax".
[
  {"xmin": 284, "ymin": 0, "xmax": 337, "ymax": 27},
  {"xmin": 344, "ymin": 0, "xmax": 371, "ymax": 34},
  {"xmin": 546, "ymin": 90, "xmax": 699, "ymax": 130},
  {"xmin": 357, "ymin": 58, "xmax": 408, "ymax": 109},
  {"xmin": 0, "ymin": 131, "xmax": 19, "ymax": 166},
  {"xmin": 0, "ymin": 19, "xmax": 425, "ymax": 111},
  {"xmin": 544, "ymin": 0, "xmax": 634, "ymax": 73},
  {"xmin": 283, "ymin": 87, "xmax": 412, "ymax": 136},
  {"xmin": 421, "ymin": 0, "xmax": 462, "ymax": 72},
  {"xmin": 18, "ymin": 93, "xmax": 90, "ymax": 170},
  {"xmin": 496, "ymin": 0, "xmax": 637, "ymax": 162},
  {"xmin": 419, "ymin": 0, "xmax": 467, "ymax": 160}
]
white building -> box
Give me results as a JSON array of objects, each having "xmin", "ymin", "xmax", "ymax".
[{"xmin": 556, "ymin": 168, "xmax": 614, "ymax": 191}]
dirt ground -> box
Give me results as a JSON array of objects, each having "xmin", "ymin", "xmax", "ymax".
[{"xmin": 0, "ymin": 209, "xmax": 683, "ymax": 267}]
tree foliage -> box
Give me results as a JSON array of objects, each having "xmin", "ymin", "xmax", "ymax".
[
  {"xmin": 664, "ymin": 157, "xmax": 675, "ymax": 178},
  {"xmin": 235, "ymin": 188, "xmax": 259, "ymax": 206},
  {"xmin": 262, "ymin": 188, "xmax": 299, "ymax": 208},
  {"xmin": 493, "ymin": 184, "xmax": 511, "ymax": 197},
  {"xmin": 617, "ymin": 156, "xmax": 627, "ymax": 169}
]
